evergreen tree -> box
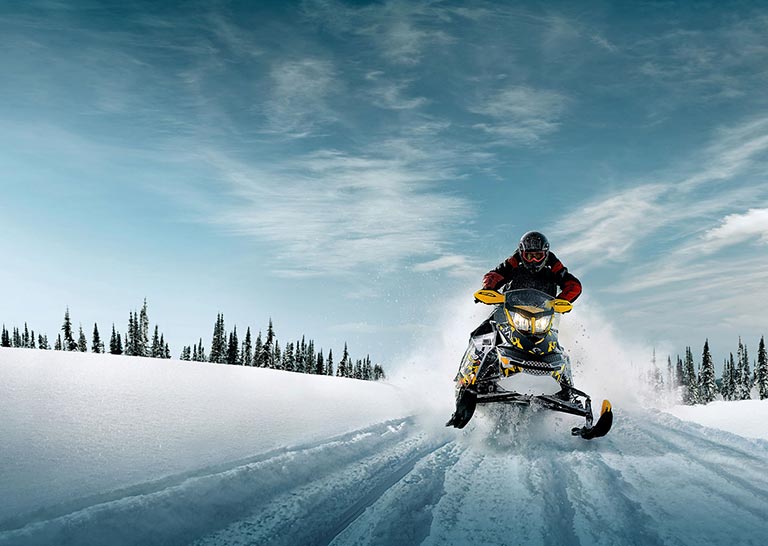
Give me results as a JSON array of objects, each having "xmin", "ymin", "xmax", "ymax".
[
  {"xmin": 62, "ymin": 308, "xmax": 77, "ymax": 351},
  {"xmin": 263, "ymin": 320, "xmax": 275, "ymax": 368},
  {"xmin": 196, "ymin": 338, "xmax": 206, "ymax": 362},
  {"xmin": 326, "ymin": 349, "xmax": 334, "ymax": 376},
  {"xmin": 283, "ymin": 342, "xmax": 295, "ymax": 372},
  {"xmin": 110, "ymin": 325, "xmax": 123, "ymax": 355},
  {"xmin": 699, "ymin": 339, "xmax": 716, "ymax": 403},
  {"xmin": 164, "ymin": 340, "xmax": 170, "ymax": 359},
  {"xmin": 306, "ymin": 340, "xmax": 316, "ymax": 375},
  {"xmin": 756, "ymin": 336, "xmax": 768, "ymax": 400},
  {"xmin": 77, "ymin": 325, "xmax": 88, "ymax": 352},
  {"xmin": 12, "ymin": 327, "xmax": 21, "ymax": 347},
  {"xmin": 354, "ymin": 359, "xmax": 363, "ymax": 379},
  {"xmin": 736, "ymin": 338, "xmax": 752, "ymax": 400},
  {"xmin": 209, "ymin": 314, "xmax": 226, "ymax": 364},
  {"xmin": 721, "ymin": 355, "xmax": 734, "ymax": 401},
  {"xmin": 38, "ymin": 334, "xmax": 49, "ymax": 350},
  {"xmin": 373, "ymin": 364, "xmax": 386, "ymax": 380},
  {"xmin": 254, "ymin": 331, "xmax": 264, "ymax": 367},
  {"xmin": 272, "ymin": 340, "xmax": 281, "ymax": 370},
  {"xmin": 242, "ymin": 327, "xmax": 253, "ymax": 366},
  {"xmin": 92, "ymin": 323, "xmax": 103, "ymax": 354},
  {"xmin": 181, "ymin": 346, "xmax": 192, "ymax": 360},
  {"xmin": 226, "ymin": 326, "xmax": 240, "ymax": 365},
  {"xmin": 315, "ymin": 349, "xmax": 325, "ymax": 375},
  {"xmin": 151, "ymin": 325, "xmax": 161, "ymax": 358},
  {"xmin": 675, "ymin": 356, "xmax": 684, "ymax": 388},
  {"xmin": 337, "ymin": 343, "xmax": 350, "ymax": 377},
  {"xmin": 363, "ymin": 356, "xmax": 373, "ymax": 380},
  {"xmin": 30, "ymin": 329, "xmax": 36, "ymax": 349},
  {"xmin": 139, "ymin": 299, "xmax": 150, "ymax": 357},
  {"xmin": 192, "ymin": 344, "xmax": 198, "ymax": 361},
  {"xmin": 1, "ymin": 325, "xmax": 10, "ymax": 348},
  {"xmin": 683, "ymin": 346, "xmax": 698, "ymax": 405},
  {"xmin": 55, "ymin": 334, "xmax": 62, "ymax": 351},
  {"xmin": 23, "ymin": 323, "xmax": 30, "ymax": 348}
]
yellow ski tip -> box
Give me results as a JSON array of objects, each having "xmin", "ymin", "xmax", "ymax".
[
  {"xmin": 549, "ymin": 299, "xmax": 573, "ymax": 314},
  {"xmin": 601, "ymin": 400, "xmax": 612, "ymax": 415}
]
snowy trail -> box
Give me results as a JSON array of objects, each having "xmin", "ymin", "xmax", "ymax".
[{"xmin": 3, "ymin": 410, "xmax": 767, "ymax": 546}]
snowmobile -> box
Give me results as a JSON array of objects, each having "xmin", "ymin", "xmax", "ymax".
[{"xmin": 446, "ymin": 288, "xmax": 613, "ymax": 440}]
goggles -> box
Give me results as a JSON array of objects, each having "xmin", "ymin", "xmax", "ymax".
[{"xmin": 521, "ymin": 250, "xmax": 547, "ymax": 263}]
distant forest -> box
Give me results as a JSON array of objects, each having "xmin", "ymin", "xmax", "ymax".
[
  {"xmin": 0, "ymin": 300, "xmax": 386, "ymax": 381},
  {"xmin": 648, "ymin": 337, "xmax": 768, "ymax": 404}
]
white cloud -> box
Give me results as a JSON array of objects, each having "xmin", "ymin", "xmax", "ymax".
[
  {"xmin": 700, "ymin": 208, "xmax": 768, "ymax": 250},
  {"xmin": 201, "ymin": 147, "xmax": 472, "ymax": 276},
  {"xmin": 265, "ymin": 58, "xmax": 338, "ymax": 137},
  {"xmin": 469, "ymin": 86, "xmax": 567, "ymax": 145},
  {"xmin": 412, "ymin": 255, "xmax": 480, "ymax": 277}
]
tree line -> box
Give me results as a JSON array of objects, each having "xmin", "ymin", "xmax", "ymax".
[
  {"xmin": 644, "ymin": 336, "xmax": 768, "ymax": 404},
  {"xmin": 1, "ymin": 300, "xmax": 386, "ymax": 381}
]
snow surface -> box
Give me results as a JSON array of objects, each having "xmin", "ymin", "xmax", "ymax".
[
  {"xmin": 2, "ymin": 299, "xmax": 768, "ymax": 545},
  {"xmin": 666, "ymin": 400, "xmax": 768, "ymax": 441}
]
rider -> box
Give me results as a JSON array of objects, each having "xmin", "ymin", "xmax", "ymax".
[
  {"xmin": 482, "ymin": 231, "xmax": 581, "ymax": 301},
  {"xmin": 466, "ymin": 231, "xmax": 581, "ymax": 398}
]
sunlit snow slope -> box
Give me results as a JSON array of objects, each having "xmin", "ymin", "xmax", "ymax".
[{"xmin": 2, "ymin": 294, "xmax": 768, "ymax": 546}]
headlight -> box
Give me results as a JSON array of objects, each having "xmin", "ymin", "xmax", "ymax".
[
  {"xmin": 534, "ymin": 315, "xmax": 552, "ymax": 333},
  {"xmin": 512, "ymin": 312, "xmax": 531, "ymax": 332}
]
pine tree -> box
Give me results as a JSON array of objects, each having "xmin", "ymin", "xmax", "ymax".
[
  {"xmin": 196, "ymin": 338, "xmax": 206, "ymax": 362},
  {"xmin": 164, "ymin": 340, "xmax": 170, "ymax": 359},
  {"xmin": 282, "ymin": 342, "xmax": 295, "ymax": 372},
  {"xmin": 756, "ymin": 336, "xmax": 768, "ymax": 400},
  {"xmin": 683, "ymin": 346, "xmax": 698, "ymax": 405},
  {"xmin": 373, "ymin": 364, "xmax": 386, "ymax": 380},
  {"xmin": 272, "ymin": 340, "xmax": 281, "ymax": 370},
  {"xmin": 242, "ymin": 327, "xmax": 253, "ymax": 366},
  {"xmin": 139, "ymin": 299, "xmax": 150, "ymax": 357},
  {"xmin": 181, "ymin": 346, "xmax": 191, "ymax": 360},
  {"xmin": 55, "ymin": 334, "xmax": 62, "ymax": 351},
  {"xmin": 1, "ymin": 325, "xmax": 10, "ymax": 347},
  {"xmin": 736, "ymin": 338, "xmax": 752, "ymax": 400},
  {"xmin": 62, "ymin": 308, "xmax": 76, "ymax": 351},
  {"xmin": 151, "ymin": 325, "xmax": 161, "ymax": 358},
  {"xmin": 254, "ymin": 331, "xmax": 264, "ymax": 367},
  {"xmin": 209, "ymin": 314, "xmax": 226, "ymax": 364},
  {"xmin": 263, "ymin": 320, "xmax": 275, "ymax": 368},
  {"xmin": 675, "ymin": 356, "xmax": 684, "ymax": 388},
  {"xmin": 192, "ymin": 344, "xmax": 198, "ymax": 361},
  {"xmin": 363, "ymin": 356, "xmax": 373, "ymax": 380},
  {"xmin": 92, "ymin": 323, "xmax": 102, "ymax": 354},
  {"xmin": 326, "ymin": 349, "xmax": 334, "ymax": 376},
  {"xmin": 12, "ymin": 327, "xmax": 21, "ymax": 347},
  {"xmin": 337, "ymin": 343, "xmax": 350, "ymax": 377},
  {"xmin": 315, "ymin": 349, "xmax": 325, "ymax": 375},
  {"xmin": 699, "ymin": 339, "xmax": 716, "ymax": 403},
  {"xmin": 38, "ymin": 334, "xmax": 49, "ymax": 350},
  {"xmin": 226, "ymin": 326, "xmax": 240, "ymax": 365},
  {"xmin": 77, "ymin": 325, "xmax": 88, "ymax": 352},
  {"xmin": 306, "ymin": 340, "xmax": 316, "ymax": 375},
  {"xmin": 23, "ymin": 323, "xmax": 30, "ymax": 348}
]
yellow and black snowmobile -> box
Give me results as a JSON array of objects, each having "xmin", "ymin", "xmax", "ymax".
[{"xmin": 446, "ymin": 288, "xmax": 613, "ymax": 439}]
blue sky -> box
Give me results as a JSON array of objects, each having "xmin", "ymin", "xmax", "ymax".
[{"xmin": 1, "ymin": 0, "xmax": 767, "ymax": 369}]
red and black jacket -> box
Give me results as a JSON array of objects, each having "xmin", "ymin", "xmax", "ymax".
[{"xmin": 482, "ymin": 251, "xmax": 582, "ymax": 302}]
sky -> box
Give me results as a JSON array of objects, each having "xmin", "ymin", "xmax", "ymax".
[{"xmin": 1, "ymin": 0, "xmax": 767, "ymax": 370}]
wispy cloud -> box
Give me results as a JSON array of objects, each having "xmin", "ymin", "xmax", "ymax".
[
  {"xmin": 553, "ymin": 116, "xmax": 768, "ymax": 267},
  {"xmin": 200, "ymin": 146, "xmax": 472, "ymax": 277},
  {"xmin": 469, "ymin": 86, "xmax": 567, "ymax": 145},
  {"xmin": 365, "ymin": 72, "xmax": 428, "ymax": 110},
  {"xmin": 264, "ymin": 58, "xmax": 338, "ymax": 137},
  {"xmin": 412, "ymin": 254, "xmax": 480, "ymax": 277},
  {"xmin": 700, "ymin": 208, "xmax": 768, "ymax": 250}
]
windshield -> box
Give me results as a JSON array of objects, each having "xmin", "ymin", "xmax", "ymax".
[{"xmin": 503, "ymin": 289, "xmax": 555, "ymax": 314}]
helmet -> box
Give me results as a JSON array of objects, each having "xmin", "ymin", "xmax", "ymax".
[{"xmin": 518, "ymin": 231, "xmax": 550, "ymax": 271}]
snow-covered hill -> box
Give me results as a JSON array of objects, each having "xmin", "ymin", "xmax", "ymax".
[{"xmin": 2, "ymin": 347, "xmax": 767, "ymax": 546}]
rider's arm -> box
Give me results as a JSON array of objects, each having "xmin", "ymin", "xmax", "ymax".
[
  {"xmin": 549, "ymin": 253, "xmax": 582, "ymax": 302},
  {"xmin": 482, "ymin": 254, "xmax": 520, "ymax": 289}
]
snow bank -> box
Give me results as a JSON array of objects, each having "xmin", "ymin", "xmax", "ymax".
[
  {"xmin": 0, "ymin": 348, "xmax": 412, "ymax": 525},
  {"xmin": 666, "ymin": 399, "xmax": 768, "ymax": 441}
]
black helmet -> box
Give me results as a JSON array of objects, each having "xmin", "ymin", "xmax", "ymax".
[{"xmin": 518, "ymin": 231, "xmax": 550, "ymax": 271}]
